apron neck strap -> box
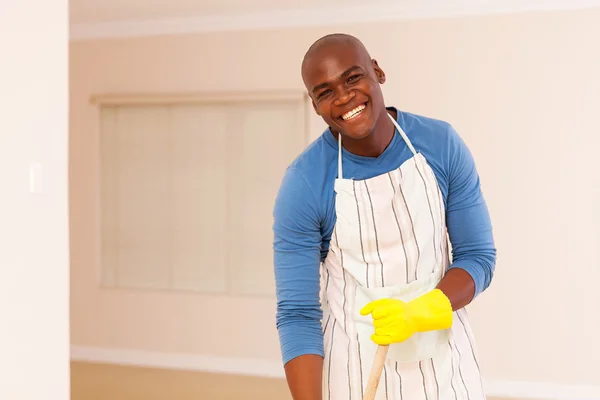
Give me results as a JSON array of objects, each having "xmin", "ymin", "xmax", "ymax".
[
  {"xmin": 387, "ymin": 113, "xmax": 417, "ymax": 156},
  {"xmin": 338, "ymin": 132, "xmax": 343, "ymax": 179}
]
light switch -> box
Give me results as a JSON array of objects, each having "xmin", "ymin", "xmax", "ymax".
[{"xmin": 29, "ymin": 162, "xmax": 43, "ymax": 193}]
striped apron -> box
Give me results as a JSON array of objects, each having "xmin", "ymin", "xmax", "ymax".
[{"xmin": 320, "ymin": 113, "xmax": 485, "ymax": 400}]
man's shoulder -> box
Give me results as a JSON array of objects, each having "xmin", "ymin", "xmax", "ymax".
[
  {"xmin": 399, "ymin": 109, "xmax": 455, "ymax": 139},
  {"xmin": 274, "ymin": 131, "xmax": 336, "ymax": 224},
  {"xmin": 285, "ymin": 130, "xmax": 337, "ymax": 184},
  {"xmin": 396, "ymin": 109, "xmax": 472, "ymax": 189},
  {"xmin": 397, "ymin": 109, "xmax": 466, "ymax": 160}
]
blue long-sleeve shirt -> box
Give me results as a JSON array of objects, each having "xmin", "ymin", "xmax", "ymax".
[{"xmin": 272, "ymin": 107, "xmax": 496, "ymax": 365}]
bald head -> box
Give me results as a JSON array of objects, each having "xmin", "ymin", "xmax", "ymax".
[
  {"xmin": 302, "ymin": 34, "xmax": 370, "ymax": 66},
  {"xmin": 301, "ymin": 33, "xmax": 372, "ymax": 84}
]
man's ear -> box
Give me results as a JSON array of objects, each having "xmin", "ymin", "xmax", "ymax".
[{"xmin": 372, "ymin": 59, "xmax": 386, "ymax": 84}]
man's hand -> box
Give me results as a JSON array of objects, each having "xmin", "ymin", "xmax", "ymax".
[{"xmin": 359, "ymin": 289, "xmax": 453, "ymax": 345}]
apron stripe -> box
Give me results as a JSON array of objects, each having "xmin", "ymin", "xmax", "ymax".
[
  {"xmin": 323, "ymin": 314, "xmax": 331, "ymax": 334},
  {"xmin": 384, "ymin": 367, "xmax": 389, "ymax": 400},
  {"xmin": 431, "ymin": 358, "xmax": 440, "ymax": 400},
  {"xmin": 342, "ymin": 268, "xmax": 347, "ymax": 330},
  {"xmin": 335, "ymin": 225, "xmax": 354, "ymax": 399},
  {"xmin": 457, "ymin": 311, "xmax": 480, "ymax": 371},
  {"xmin": 323, "ymin": 265, "xmax": 333, "ymax": 400},
  {"xmin": 395, "ymin": 362, "xmax": 403, "ymax": 400},
  {"xmin": 447, "ymin": 340, "xmax": 459, "ymax": 400},
  {"xmin": 419, "ymin": 361, "xmax": 429, "ymax": 400},
  {"xmin": 343, "ymin": 268, "xmax": 351, "ymax": 398},
  {"xmin": 325, "ymin": 269, "xmax": 330, "ymax": 300},
  {"xmin": 348, "ymin": 341, "xmax": 352, "ymax": 399},
  {"xmin": 387, "ymin": 172, "xmax": 409, "ymax": 284},
  {"xmin": 396, "ymin": 174, "xmax": 420, "ymax": 282},
  {"xmin": 432, "ymin": 170, "xmax": 447, "ymax": 276},
  {"xmin": 387, "ymin": 364, "xmax": 395, "ymax": 399},
  {"xmin": 451, "ymin": 336, "xmax": 470, "ymax": 400},
  {"xmin": 436, "ymin": 182, "xmax": 451, "ymax": 281},
  {"xmin": 360, "ymin": 180, "xmax": 376, "ymax": 288},
  {"xmin": 328, "ymin": 323, "xmax": 335, "ymax": 400},
  {"xmin": 323, "ymin": 269, "xmax": 331, "ymax": 333},
  {"xmin": 357, "ymin": 333, "xmax": 364, "ymax": 397},
  {"xmin": 455, "ymin": 310, "xmax": 484, "ymax": 399},
  {"xmin": 364, "ymin": 180, "xmax": 385, "ymax": 286},
  {"xmin": 414, "ymin": 156, "xmax": 439, "ymax": 274},
  {"xmin": 352, "ymin": 180, "xmax": 370, "ymax": 288}
]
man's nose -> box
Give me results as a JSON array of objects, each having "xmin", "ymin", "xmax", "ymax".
[{"xmin": 334, "ymin": 88, "xmax": 355, "ymax": 105}]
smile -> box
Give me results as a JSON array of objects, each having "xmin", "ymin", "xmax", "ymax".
[{"xmin": 341, "ymin": 103, "xmax": 366, "ymax": 121}]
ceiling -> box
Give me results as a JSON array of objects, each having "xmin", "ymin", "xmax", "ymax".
[
  {"xmin": 69, "ymin": 0, "xmax": 369, "ymax": 23},
  {"xmin": 69, "ymin": 0, "xmax": 600, "ymax": 40}
]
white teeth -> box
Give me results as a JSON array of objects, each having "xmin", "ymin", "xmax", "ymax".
[{"xmin": 342, "ymin": 104, "xmax": 366, "ymax": 121}]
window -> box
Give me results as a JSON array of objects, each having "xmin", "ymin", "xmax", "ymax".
[{"xmin": 97, "ymin": 92, "xmax": 310, "ymax": 296}]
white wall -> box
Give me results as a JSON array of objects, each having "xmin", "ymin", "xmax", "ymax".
[
  {"xmin": 69, "ymin": 7, "xmax": 600, "ymax": 398},
  {"xmin": 0, "ymin": 0, "xmax": 70, "ymax": 399}
]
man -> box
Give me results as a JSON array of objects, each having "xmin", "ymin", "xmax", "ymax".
[{"xmin": 273, "ymin": 33, "xmax": 496, "ymax": 400}]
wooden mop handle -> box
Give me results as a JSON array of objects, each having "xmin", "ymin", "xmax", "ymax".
[{"xmin": 363, "ymin": 345, "xmax": 389, "ymax": 400}]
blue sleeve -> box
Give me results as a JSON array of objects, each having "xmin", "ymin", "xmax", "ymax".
[
  {"xmin": 444, "ymin": 125, "xmax": 497, "ymax": 297},
  {"xmin": 273, "ymin": 167, "xmax": 324, "ymax": 365}
]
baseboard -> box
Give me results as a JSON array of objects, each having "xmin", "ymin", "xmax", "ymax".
[
  {"xmin": 70, "ymin": 345, "xmax": 285, "ymax": 379},
  {"xmin": 71, "ymin": 345, "xmax": 600, "ymax": 400}
]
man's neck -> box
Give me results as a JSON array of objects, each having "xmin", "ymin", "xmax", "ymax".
[{"xmin": 337, "ymin": 108, "xmax": 396, "ymax": 158}]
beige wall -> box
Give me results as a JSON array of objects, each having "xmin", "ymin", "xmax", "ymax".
[
  {"xmin": 69, "ymin": 8, "xmax": 600, "ymax": 387},
  {"xmin": 1, "ymin": 0, "xmax": 70, "ymax": 398}
]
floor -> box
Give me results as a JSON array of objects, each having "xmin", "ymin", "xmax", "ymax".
[
  {"xmin": 71, "ymin": 362, "xmax": 292, "ymax": 400},
  {"xmin": 70, "ymin": 361, "xmax": 516, "ymax": 400}
]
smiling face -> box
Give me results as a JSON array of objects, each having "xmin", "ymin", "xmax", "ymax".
[{"xmin": 302, "ymin": 37, "xmax": 388, "ymax": 140}]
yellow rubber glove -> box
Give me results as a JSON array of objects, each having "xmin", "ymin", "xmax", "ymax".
[{"xmin": 359, "ymin": 289, "xmax": 453, "ymax": 345}]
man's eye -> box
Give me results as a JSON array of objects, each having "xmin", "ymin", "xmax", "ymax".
[
  {"xmin": 318, "ymin": 89, "xmax": 332, "ymax": 98},
  {"xmin": 348, "ymin": 74, "xmax": 361, "ymax": 83}
]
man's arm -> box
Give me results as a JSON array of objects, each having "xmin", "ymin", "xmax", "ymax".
[
  {"xmin": 437, "ymin": 268, "xmax": 476, "ymax": 311},
  {"xmin": 273, "ymin": 166, "xmax": 324, "ymax": 400},
  {"xmin": 436, "ymin": 124, "xmax": 497, "ymax": 310},
  {"xmin": 284, "ymin": 355, "xmax": 323, "ymax": 399}
]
